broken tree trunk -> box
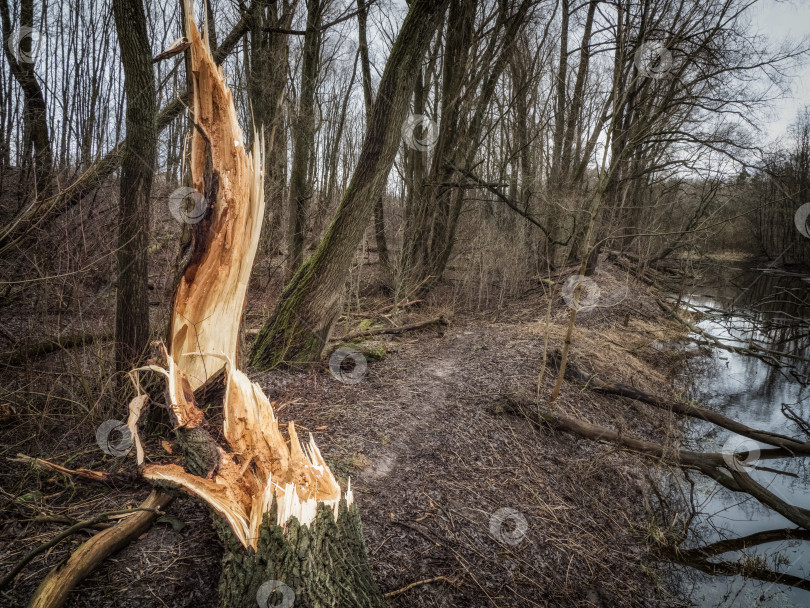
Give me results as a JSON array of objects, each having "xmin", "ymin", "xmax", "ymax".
[{"xmin": 133, "ymin": 6, "xmax": 386, "ymax": 606}]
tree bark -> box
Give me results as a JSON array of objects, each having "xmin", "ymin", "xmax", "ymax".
[
  {"xmin": 112, "ymin": 0, "xmax": 157, "ymax": 375},
  {"xmin": 248, "ymin": 0, "xmax": 295, "ymax": 256},
  {"xmin": 357, "ymin": 0, "xmax": 389, "ymax": 270},
  {"xmin": 250, "ymin": 0, "xmax": 450, "ymax": 369},
  {"xmin": 0, "ymin": 0, "xmax": 53, "ymax": 198},
  {"xmin": 285, "ymin": 0, "xmax": 323, "ymax": 280},
  {"xmin": 216, "ymin": 501, "xmax": 386, "ymax": 608}
]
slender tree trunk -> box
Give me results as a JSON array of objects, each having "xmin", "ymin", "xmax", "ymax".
[
  {"xmin": 250, "ymin": 0, "xmax": 450, "ymax": 369},
  {"xmin": 248, "ymin": 0, "xmax": 293, "ymax": 256},
  {"xmin": 0, "ymin": 0, "xmax": 53, "ymax": 198},
  {"xmin": 285, "ymin": 0, "xmax": 323, "ymax": 280},
  {"xmin": 357, "ymin": 0, "xmax": 389, "ymax": 271},
  {"xmin": 112, "ymin": 0, "xmax": 156, "ymax": 376}
]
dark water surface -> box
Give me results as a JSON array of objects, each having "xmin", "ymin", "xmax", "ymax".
[{"xmin": 673, "ymin": 263, "xmax": 810, "ymax": 606}]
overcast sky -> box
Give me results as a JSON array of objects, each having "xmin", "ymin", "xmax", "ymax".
[{"xmin": 754, "ymin": 0, "xmax": 810, "ymax": 139}]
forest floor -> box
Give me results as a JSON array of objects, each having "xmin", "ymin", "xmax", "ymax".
[{"xmin": 0, "ymin": 261, "xmax": 698, "ymax": 607}]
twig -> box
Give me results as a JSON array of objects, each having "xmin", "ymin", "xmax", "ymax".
[
  {"xmin": 384, "ymin": 576, "xmax": 454, "ymax": 598},
  {"xmin": 9, "ymin": 454, "xmax": 112, "ymax": 483}
]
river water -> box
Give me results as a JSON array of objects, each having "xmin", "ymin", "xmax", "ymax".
[{"xmin": 669, "ymin": 263, "xmax": 810, "ymax": 606}]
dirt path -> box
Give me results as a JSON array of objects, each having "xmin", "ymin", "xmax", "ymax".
[{"xmin": 267, "ymin": 283, "xmax": 681, "ymax": 607}]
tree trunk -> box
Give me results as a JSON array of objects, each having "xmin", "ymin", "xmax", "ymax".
[
  {"xmin": 250, "ymin": 0, "xmax": 449, "ymax": 369},
  {"xmin": 131, "ymin": 8, "xmax": 387, "ymax": 605},
  {"xmin": 0, "ymin": 0, "xmax": 53, "ymax": 199},
  {"xmin": 357, "ymin": 0, "xmax": 390, "ymax": 271},
  {"xmin": 285, "ymin": 0, "xmax": 323, "ymax": 280},
  {"xmin": 112, "ymin": 0, "xmax": 156, "ymax": 375},
  {"xmin": 216, "ymin": 501, "xmax": 386, "ymax": 608}
]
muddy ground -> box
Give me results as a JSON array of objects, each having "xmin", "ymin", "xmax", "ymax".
[{"xmin": 0, "ymin": 263, "xmax": 695, "ymax": 607}]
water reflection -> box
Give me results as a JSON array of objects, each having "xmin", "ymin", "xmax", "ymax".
[{"xmin": 668, "ymin": 263, "xmax": 810, "ymax": 607}]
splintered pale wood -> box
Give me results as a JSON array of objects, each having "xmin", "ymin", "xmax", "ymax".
[
  {"xmin": 168, "ymin": 0, "xmax": 265, "ymax": 390},
  {"xmin": 141, "ymin": 362, "xmax": 346, "ymax": 549},
  {"xmin": 133, "ymin": 2, "xmax": 348, "ymax": 551}
]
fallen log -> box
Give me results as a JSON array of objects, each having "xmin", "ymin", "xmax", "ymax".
[
  {"xmin": 335, "ymin": 315, "xmax": 447, "ymax": 342},
  {"xmin": 499, "ymin": 398, "xmax": 810, "ymax": 530},
  {"xmin": 25, "ymin": 490, "xmax": 172, "ymax": 608},
  {"xmin": 552, "ymin": 352, "xmax": 810, "ymax": 454},
  {"xmin": 2, "ymin": 332, "xmax": 112, "ymax": 367}
]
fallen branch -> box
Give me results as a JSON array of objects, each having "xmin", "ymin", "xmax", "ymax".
[
  {"xmin": 657, "ymin": 299, "xmax": 810, "ymax": 366},
  {"xmin": 8, "ymin": 454, "xmax": 112, "ymax": 483},
  {"xmin": 2, "ymin": 497, "xmax": 168, "ymax": 594},
  {"xmin": 660, "ymin": 545, "xmax": 810, "ymax": 592},
  {"xmin": 674, "ymin": 527, "xmax": 810, "ymax": 559},
  {"xmin": 553, "ymin": 353, "xmax": 810, "ymax": 454},
  {"xmin": 2, "ymin": 332, "xmax": 112, "ymax": 367},
  {"xmin": 335, "ymin": 316, "xmax": 447, "ymax": 342},
  {"xmin": 384, "ymin": 575, "xmax": 454, "ymax": 598},
  {"xmin": 499, "ymin": 399, "xmax": 810, "ymax": 530},
  {"xmin": 32, "ymin": 516, "xmax": 111, "ymax": 530}
]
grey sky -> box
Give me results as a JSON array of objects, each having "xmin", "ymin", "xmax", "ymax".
[{"xmin": 754, "ymin": 0, "xmax": 810, "ymax": 139}]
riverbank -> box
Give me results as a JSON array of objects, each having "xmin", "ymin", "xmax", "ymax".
[{"xmin": 1, "ymin": 261, "xmax": 697, "ymax": 607}]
